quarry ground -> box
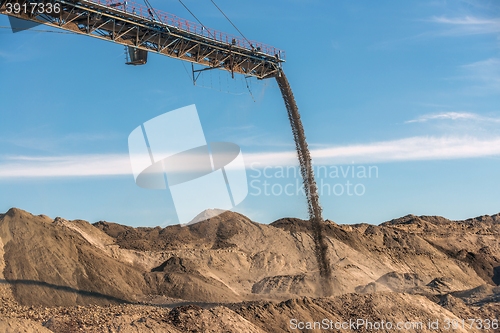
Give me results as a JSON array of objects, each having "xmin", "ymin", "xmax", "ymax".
[{"xmin": 0, "ymin": 208, "xmax": 499, "ymax": 332}]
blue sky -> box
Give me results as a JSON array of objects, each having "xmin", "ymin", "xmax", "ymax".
[{"xmin": 0, "ymin": 0, "xmax": 499, "ymax": 226}]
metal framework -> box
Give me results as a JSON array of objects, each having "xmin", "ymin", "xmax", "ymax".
[{"xmin": 0, "ymin": 0, "xmax": 285, "ymax": 79}]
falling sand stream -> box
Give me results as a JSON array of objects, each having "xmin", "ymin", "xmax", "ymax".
[{"xmin": 275, "ymin": 70, "xmax": 333, "ymax": 296}]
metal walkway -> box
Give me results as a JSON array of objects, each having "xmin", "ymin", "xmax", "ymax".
[{"xmin": 0, "ymin": 0, "xmax": 285, "ymax": 79}]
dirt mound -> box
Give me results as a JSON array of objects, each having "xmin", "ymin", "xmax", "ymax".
[
  {"xmin": 270, "ymin": 217, "xmax": 311, "ymax": 234},
  {"xmin": 463, "ymin": 213, "xmax": 500, "ymax": 224},
  {"xmin": 1, "ymin": 291, "xmax": 491, "ymax": 333},
  {"xmin": 0, "ymin": 207, "xmax": 500, "ymax": 331},
  {"xmin": 427, "ymin": 245, "xmax": 500, "ymax": 285},
  {"xmin": 145, "ymin": 256, "xmax": 240, "ymax": 302},
  {"xmin": 151, "ymin": 256, "xmax": 197, "ymax": 273},
  {"xmin": 355, "ymin": 282, "xmax": 391, "ymax": 294},
  {"xmin": 0, "ymin": 208, "xmax": 149, "ymax": 306},
  {"xmin": 94, "ymin": 211, "xmax": 256, "ymax": 251},
  {"xmin": 0, "ymin": 317, "xmax": 52, "ymax": 333},
  {"xmin": 233, "ymin": 293, "xmax": 473, "ymax": 333},
  {"xmin": 168, "ymin": 305, "xmax": 265, "ymax": 333},
  {"xmin": 382, "ymin": 214, "xmax": 453, "ymax": 226},
  {"xmin": 426, "ymin": 277, "xmax": 468, "ymax": 294},
  {"xmin": 251, "ymin": 274, "xmax": 316, "ymax": 296},
  {"xmin": 375, "ymin": 272, "xmax": 426, "ymax": 292},
  {"xmin": 451, "ymin": 284, "xmax": 497, "ymax": 304}
]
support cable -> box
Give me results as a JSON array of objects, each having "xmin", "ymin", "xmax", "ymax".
[
  {"xmin": 143, "ymin": 0, "xmax": 161, "ymax": 22},
  {"xmin": 209, "ymin": 0, "xmax": 251, "ymax": 47},
  {"xmin": 244, "ymin": 76, "xmax": 256, "ymax": 102},
  {"xmin": 177, "ymin": 0, "xmax": 215, "ymax": 39}
]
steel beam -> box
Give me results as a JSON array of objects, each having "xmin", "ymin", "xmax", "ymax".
[{"xmin": 0, "ymin": 0, "xmax": 284, "ymax": 79}]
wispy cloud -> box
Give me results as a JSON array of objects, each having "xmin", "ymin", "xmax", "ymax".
[
  {"xmin": 460, "ymin": 58, "xmax": 500, "ymax": 93},
  {"xmin": 0, "ymin": 131, "xmax": 123, "ymax": 153},
  {"xmin": 209, "ymin": 125, "xmax": 293, "ymax": 148},
  {"xmin": 0, "ymin": 49, "xmax": 35, "ymax": 62},
  {"xmin": 2, "ymin": 135, "xmax": 500, "ymax": 178},
  {"xmin": 430, "ymin": 15, "xmax": 500, "ymax": 35},
  {"xmin": 405, "ymin": 111, "xmax": 500, "ymax": 123},
  {"xmin": 374, "ymin": 13, "xmax": 500, "ymax": 49},
  {"xmin": 246, "ymin": 136, "xmax": 500, "ymax": 166},
  {"xmin": 0, "ymin": 154, "xmax": 132, "ymax": 178}
]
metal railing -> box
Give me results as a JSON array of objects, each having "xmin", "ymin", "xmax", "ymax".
[{"xmin": 85, "ymin": 0, "xmax": 285, "ymax": 60}]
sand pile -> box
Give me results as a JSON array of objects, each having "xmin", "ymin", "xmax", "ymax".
[{"xmin": 0, "ymin": 207, "xmax": 499, "ymax": 332}]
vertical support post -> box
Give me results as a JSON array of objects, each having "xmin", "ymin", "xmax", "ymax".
[{"xmin": 191, "ymin": 63, "xmax": 196, "ymax": 85}]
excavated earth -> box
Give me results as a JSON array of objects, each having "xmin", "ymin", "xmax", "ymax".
[{"xmin": 0, "ymin": 208, "xmax": 499, "ymax": 332}]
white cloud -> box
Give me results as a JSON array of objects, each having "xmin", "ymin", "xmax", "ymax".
[
  {"xmin": 2, "ymin": 135, "xmax": 500, "ymax": 178},
  {"xmin": 460, "ymin": 58, "xmax": 500, "ymax": 92},
  {"xmin": 431, "ymin": 15, "xmax": 500, "ymax": 35},
  {"xmin": 246, "ymin": 136, "xmax": 500, "ymax": 166},
  {"xmin": 0, "ymin": 154, "xmax": 132, "ymax": 178},
  {"xmin": 405, "ymin": 111, "xmax": 500, "ymax": 123},
  {"xmin": 406, "ymin": 112, "xmax": 478, "ymax": 123},
  {"xmin": 463, "ymin": 57, "xmax": 500, "ymax": 69},
  {"xmin": 0, "ymin": 131, "xmax": 123, "ymax": 154},
  {"xmin": 440, "ymin": 58, "xmax": 500, "ymax": 95}
]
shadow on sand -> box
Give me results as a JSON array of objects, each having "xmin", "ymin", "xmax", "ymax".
[{"xmin": 0, "ymin": 279, "xmax": 131, "ymax": 304}]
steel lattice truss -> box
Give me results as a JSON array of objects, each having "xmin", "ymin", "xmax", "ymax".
[{"xmin": 0, "ymin": 0, "xmax": 284, "ymax": 79}]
